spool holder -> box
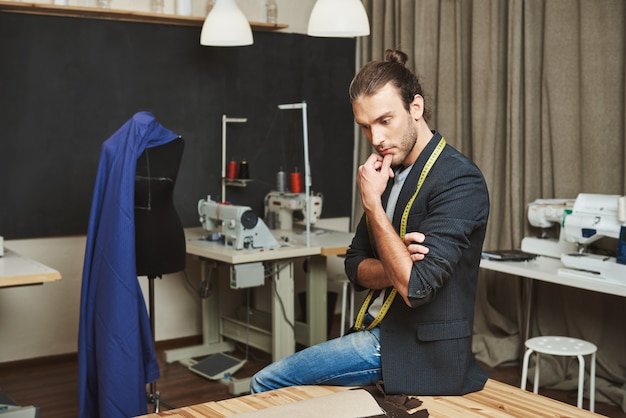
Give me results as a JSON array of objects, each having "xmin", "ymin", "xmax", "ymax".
[
  {"xmin": 221, "ymin": 114, "xmax": 248, "ymax": 202},
  {"xmin": 278, "ymin": 101, "xmax": 312, "ymax": 246}
]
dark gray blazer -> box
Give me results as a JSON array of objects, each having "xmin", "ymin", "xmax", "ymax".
[{"xmin": 345, "ymin": 131, "xmax": 490, "ymax": 396}]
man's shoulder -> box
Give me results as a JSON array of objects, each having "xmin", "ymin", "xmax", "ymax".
[{"xmin": 438, "ymin": 145, "xmax": 483, "ymax": 175}]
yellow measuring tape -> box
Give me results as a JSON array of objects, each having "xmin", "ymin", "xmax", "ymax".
[{"xmin": 353, "ymin": 137, "xmax": 446, "ymax": 331}]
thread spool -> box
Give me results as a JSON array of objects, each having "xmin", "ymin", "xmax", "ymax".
[
  {"xmin": 226, "ymin": 161, "xmax": 238, "ymax": 179},
  {"xmin": 239, "ymin": 159, "xmax": 249, "ymax": 179},
  {"xmin": 290, "ymin": 171, "xmax": 302, "ymax": 193},
  {"xmin": 276, "ymin": 169, "xmax": 287, "ymax": 192}
]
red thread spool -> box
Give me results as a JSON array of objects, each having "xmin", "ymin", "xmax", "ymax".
[
  {"xmin": 226, "ymin": 161, "xmax": 238, "ymax": 179},
  {"xmin": 290, "ymin": 172, "xmax": 302, "ymax": 193}
]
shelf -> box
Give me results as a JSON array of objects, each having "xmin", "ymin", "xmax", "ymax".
[
  {"xmin": 222, "ymin": 178, "xmax": 253, "ymax": 188},
  {"xmin": 0, "ymin": 1, "xmax": 289, "ymax": 29}
]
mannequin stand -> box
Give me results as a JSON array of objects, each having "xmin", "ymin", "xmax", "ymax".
[{"xmin": 146, "ymin": 275, "xmax": 175, "ymax": 412}]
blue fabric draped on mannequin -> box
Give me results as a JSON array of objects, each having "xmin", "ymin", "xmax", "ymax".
[{"xmin": 78, "ymin": 112, "xmax": 179, "ymax": 417}]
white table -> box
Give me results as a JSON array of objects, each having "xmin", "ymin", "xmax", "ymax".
[
  {"xmin": 479, "ymin": 255, "xmax": 626, "ymax": 355},
  {"xmin": 0, "ymin": 248, "xmax": 61, "ymax": 288},
  {"xmin": 274, "ymin": 227, "xmax": 353, "ymax": 347},
  {"xmin": 164, "ymin": 226, "xmax": 353, "ymax": 366},
  {"xmin": 1, "ymin": 247, "xmax": 61, "ymax": 417},
  {"xmin": 480, "ymin": 256, "xmax": 626, "ymax": 298},
  {"xmin": 165, "ymin": 227, "xmax": 320, "ymax": 364}
]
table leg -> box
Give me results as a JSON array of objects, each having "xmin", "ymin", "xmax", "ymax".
[
  {"xmin": 519, "ymin": 277, "xmax": 534, "ymax": 365},
  {"xmin": 524, "ymin": 278, "xmax": 534, "ymax": 342},
  {"xmin": 271, "ymin": 260, "xmax": 295, "ymax": 361},
  {"xmin": 306, "ymin": 255, "xmax": 328, "ymax": 346},
  {"xmin": 164, "ymin": 260, "xmax": 234, "ymax": 364}
]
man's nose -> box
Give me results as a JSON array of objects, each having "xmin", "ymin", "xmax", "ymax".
[{"xmin": 370, "ymin": 127, "xmax": 385, "ymax": 147}]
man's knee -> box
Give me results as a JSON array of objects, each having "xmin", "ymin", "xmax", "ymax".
[{"xmin": 249, "ymin": 371, "xmax": 266, "ymax": 394}]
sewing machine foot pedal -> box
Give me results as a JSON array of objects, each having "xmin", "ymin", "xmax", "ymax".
[{"xmin": 188, "ymin": 352, "xmax": 246, "ymax": 380}]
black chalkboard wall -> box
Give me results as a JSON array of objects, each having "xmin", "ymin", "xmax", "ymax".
[{"xmin": 0, "ymin": 12, "xmax": 356, "ymax": 239}]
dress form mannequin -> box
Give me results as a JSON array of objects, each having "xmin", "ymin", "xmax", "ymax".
[
  {"xmin": 135, "ymin": 137, "xmax": 186, "ymax": 277},
  {"xmin": 134, "ymin": 136, "xmax": 185, "ymax": 412}
]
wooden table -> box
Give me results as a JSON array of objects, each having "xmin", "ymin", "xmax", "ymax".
[{"xmin": 136, "ymin": 379, "xmax": 602, "ymax": 417}]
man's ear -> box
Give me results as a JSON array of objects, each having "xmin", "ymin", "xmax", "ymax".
[{"xmin": 410, "ymin": 94, "xmax": 424, "ymax": 121}]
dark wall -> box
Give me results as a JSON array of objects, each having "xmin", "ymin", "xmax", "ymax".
[{"xmin": 0, "ymin": 12, "xmax": 356, "ymax": 239}]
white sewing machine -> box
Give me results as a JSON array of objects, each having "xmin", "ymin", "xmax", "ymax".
[
  {"xmin": 521, "ymin": 198, "xmax": 578, "ymax": 258},
  {"xmin": 264, "ymin": 191, "xmax": 323, "ymax": 230},
  {"xmin": 198, "ymin": 196, "xmax": 279, "ymax": 250},
  {"xmin": 558, "ymin": 193, "xmax": 626, "ymax": 283}
]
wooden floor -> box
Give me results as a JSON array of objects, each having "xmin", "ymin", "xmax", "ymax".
[{"xmin": 1, "ymin": 317, "xmax": 624, "ymax": 418}]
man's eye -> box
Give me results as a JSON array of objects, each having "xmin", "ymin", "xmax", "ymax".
[{"xmin": 381, "ymin": 118, "xmax": 391, "ymax": 125}]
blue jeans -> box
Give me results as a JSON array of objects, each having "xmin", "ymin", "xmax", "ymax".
[{"xmin": 250, "ymin": 326, "xmax": 382, "ymax": 393}]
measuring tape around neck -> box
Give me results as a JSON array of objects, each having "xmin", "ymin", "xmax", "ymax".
[{"xmin": 353, "ymin": 137, "xmax": 446, "ymax": 331}]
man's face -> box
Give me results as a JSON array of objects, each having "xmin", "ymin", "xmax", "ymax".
[{"xmin": 352, "ymin": 82, "xmax": 418, "ymax": 168}]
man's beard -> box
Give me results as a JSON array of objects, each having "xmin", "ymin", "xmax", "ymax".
[{"xmin": 386, "ymin": 117, "xmax": 418, "ymax": 168}]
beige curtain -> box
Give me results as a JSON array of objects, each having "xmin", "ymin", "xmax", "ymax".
[{"xmin": 354, "ymin": 0, "xmax": 626, "ymax": 410}]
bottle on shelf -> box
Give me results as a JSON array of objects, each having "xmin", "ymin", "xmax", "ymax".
[
  {"xmin": 151, "ymin": 0, "xmax": 164, "ymax": 13},
  {"xmin": 265, "ymin": 0, "xmax": 277, "ymax": 24},
  {"xmin": 176, "ymin": 0, "xmax": 192, "ymax": 16}
]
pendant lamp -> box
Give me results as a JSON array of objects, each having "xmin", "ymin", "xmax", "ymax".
[
  {"xmin": 200, "ymin": 0, "xmax": 253, "ymax": 47},
  {"xmin": 307, "ymin": 0, "xmax": 370, "ymax": 37}
]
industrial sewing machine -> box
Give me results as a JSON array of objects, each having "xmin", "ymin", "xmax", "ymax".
[
  {"xmin": 522, "ymin": 194, "xmax": 626, "ymax": 283},
  {"xmin": 558, "ymin": 193, "xmax": 626, "ymax": 283},
  {"xmin": 198, "ymin": 196, "xmax": 279, "ymax": 250},
  {"xmin": 264, "ymin": 191, "xmax": 323, "ymax": 231}
]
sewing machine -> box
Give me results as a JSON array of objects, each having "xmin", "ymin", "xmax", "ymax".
[
  {"xmin": 558, "ymin": 193, "xmax": 626, "ymax": 283},
  {"xmin": 521, "ymin": 199, "xmax": 578, "ymax": 258},
  {"xmin": 198, "ymin": 196, "xmax": 279, "ymax": 250},
  {"xmin": 264, "ymin": 191, "xmax": 323, "ymax": 231}
]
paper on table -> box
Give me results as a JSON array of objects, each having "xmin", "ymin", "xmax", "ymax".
[{"xmin": 231, "ymin": 389, "xmax": 385, "ymax": 418}]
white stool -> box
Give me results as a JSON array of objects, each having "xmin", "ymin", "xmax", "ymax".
[{"xmin": 520, "ymin": 336, "xmax": 597, "ymax": 412}]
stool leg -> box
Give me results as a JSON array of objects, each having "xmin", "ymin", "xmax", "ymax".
[
  {"xmin": 520, "ymin": 348, "xmax": 533, "ymax": 390},
  {"xmin": 576, "ymin": 354, "xmax": 586, "ymax": 409},
  {"xmin": 533, "ymin": 352, "xmax": 541, "ymax": 394},
  {"xmin": 340, "ymin": 281, "xmax": 348, "ymax": 337},
  {"xmin": 590, "ymin": 352, "xmax": 596, "ymax": 412}
]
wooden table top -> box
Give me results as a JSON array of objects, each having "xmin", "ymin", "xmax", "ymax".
[{"xmin": 137, "ymin": 379, "xmax": 602, "ymax": 417}]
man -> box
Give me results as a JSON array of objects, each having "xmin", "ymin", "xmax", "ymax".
[{"xmin": 250, "ymin": 49, "xmax": 489, "ymax": 396}]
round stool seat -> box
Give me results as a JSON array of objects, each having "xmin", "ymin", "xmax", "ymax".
[
  {"xmin": 521, "ymin": 336, "xmax": 597, "ymax": 412},
  {"xmin": 525, "ymin": 336, "xmax": 597, "ymax": 356}
]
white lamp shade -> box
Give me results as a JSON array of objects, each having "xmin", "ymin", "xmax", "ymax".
[
  {"xmin": 307, "ymin": 0, "xmax": 370, "ymax": 37},
  {"xmin": 200, "ymin": 0, "xmax": 253, "ymax": 47}
]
